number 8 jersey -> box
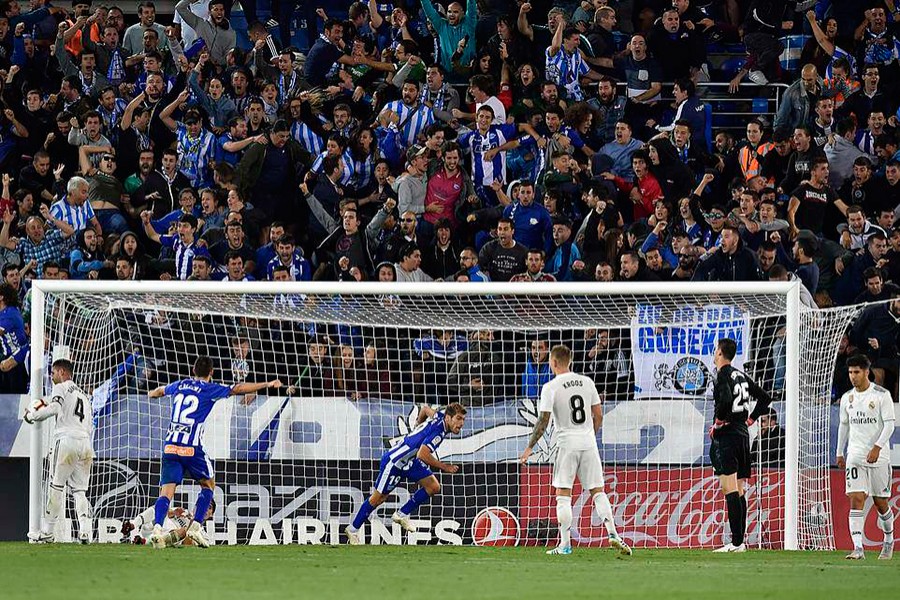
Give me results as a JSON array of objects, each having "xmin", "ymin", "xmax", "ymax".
[
  {"xmin": 163, "ymin": 379, "xmax": 234, "ymax": 449},
  {"xmin": 538, "ymin": 372, "xmax": 602, "ymax": 451}
]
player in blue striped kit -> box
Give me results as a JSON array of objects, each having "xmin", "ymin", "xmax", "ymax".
[
  {"xmin": 147, "ymin": 356, "xmax": 283, "ymax": 548},
  {"xmin": 345, "ymin": 403, "xmax": 467, "ymax": 544}
]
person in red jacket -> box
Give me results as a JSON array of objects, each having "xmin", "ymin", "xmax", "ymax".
[{"xmin": 602, "ymin": 150, "xmax": 663, "ymax": 221}]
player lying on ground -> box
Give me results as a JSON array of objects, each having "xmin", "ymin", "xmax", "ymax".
[
  {"xmin": 24, "ymin": 358, "xmax": 95, "ymax": 544},
  {"xmin": 519, "ymin": 344, "xmax": 631, "ymax": 556},
  {"xmin": 121, "ymin": 502, "xmax": 215, "ymax": 547},
  {"xmin": 345, "ymin": 403, "xmax": 467, "ymax": 544},
  {"xmin": 708, "ymin": 338, "xmax": 773, "ymax": 553},
  {"xmin": 837, "ymin": 354, "xmax": 895, "ymax": 561},
  {"xmin": 148, "ymin": 355, "xmax": 283, "ymax": 549}
]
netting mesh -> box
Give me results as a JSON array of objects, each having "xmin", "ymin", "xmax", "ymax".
[{"xmin": 32, "ymin": 285, "xmax": 857, "ymax": 549}]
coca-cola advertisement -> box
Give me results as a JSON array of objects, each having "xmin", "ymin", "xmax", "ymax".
[
  {"xmin": 518, "ymin": 466, "xmax": 785, "ymax": 548},
  {"xmin": 831, "ymin": 469, "xmax": 900, "ymax": 550}
]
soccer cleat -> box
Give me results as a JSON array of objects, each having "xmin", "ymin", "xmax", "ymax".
[
  {"xmin": 27, "ymin": 532, "xmax": 54, "ymax": 544},
  {"xmin": 149, "ymin": 525, "xmax": 166, "ymax": 549},
  {"xmin": 120, "ymin": 520, "xmax": 135, "ymax": 543},
  {"xmin": 845, "ymin": 549, "xmax": 865, "ymax": 560},
  {"xmin": 391, "ymin": 512, "xmax": 414, "ymax": 533},
  {"xmin": 731, "ymin": 543, "xmax": 747, "ymax": 553},
  {"xmin": 878, "ymin": 543, "xmax": 893, "ymax": 560},
  {"xmin": 713, "ymin": 543, "xmax": 737, "ymax": 553},
  {"xmin": 187, "ymin": 522, "xmax": 210, "ymax": 548},
  {"xmin": 344, "ymin": 526, "xmax": 362, "ymax": 545},
  {"xmin": 609, "ymin": 535, "xmax": 632, "ymax": 556},
  {"xmin": 748, "ymin": 70, "xmax": 769, "ymax": 85},
  {"xmin": 546, "ymin": 546, "xmax": 572, "ymax": 555}
]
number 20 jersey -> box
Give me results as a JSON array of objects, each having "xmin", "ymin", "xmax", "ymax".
[
  {"xmin": 538, "ymin": 372, "xmax": 602, "ymax": 451},
  {"xmin": 163, "ymin": 379, "xmax": 234, "ymax": 450}
]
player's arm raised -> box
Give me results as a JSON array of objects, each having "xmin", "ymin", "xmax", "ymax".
[
  {"xmin": 232, "ymin": 379, "xmax": 283, "ymax": 395},
  {"xmin": 416, "ymin": 444, "xmax": 458, "ymax": 473},
  {"xmin": 519, "ymin": 411, "xmax": 550, "ymax": 463},
  {"xmin": 417, "ymin": 404, "xmax": 437, "ymax": 425},
  {"xmin": 148, "ymin": 385, "xmax": 167, "ymax": 398}
]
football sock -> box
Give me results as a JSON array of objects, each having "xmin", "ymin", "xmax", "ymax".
[
  {"xmin": 592, "ymin": 492, "xmax": 618, "ymax": 538},
  {"xmin": 849, "ymin": 509, "xmax": 865, "ymax": 550},
  {"xmin": 556, "ymin": 496, "xmax": 573, "ymax": 549},
  {"xmin": 73, "ymin": 490, "xmax": 92, "ymax": 540},
  {"xmin": 725, "ymin": 492, "xmax": 743, "ymax": 546},
  {"xmin": 350, "ymin": 499, "xmax": 376, "ymax": 532},
  {"xmin": 193, "ymin": 488, "xmax": 214, "ymax": 525},
  {"xmin": 134, "ymin": 507, "xmax": 155, "ymax": 531},
  {"xmin": 878, "ymin": 509, "xmax": 894, "ymax": 544},
  {"xmin": 44, "ymin": 483, "xmax": 64, "ymax": 534},
  {"xmin": 399, "ymin": 488, "xmax": 431, "ymax": 516},
  {"xmin": 739, "ymin": 494, "xmax": 748, "ymax": 542},
  {"xmin": 154, "ymin": 496, "xmax": 171, "ymax": 527}
]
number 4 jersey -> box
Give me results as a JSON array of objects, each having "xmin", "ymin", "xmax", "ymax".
[
  {"xmin": 163, "ymin": 379, "xmax": 235, "ymax": 450},
  {"xmin": 539, "ymin": 372, "xmax": 601, "ymax": 451},
  {"xmin": 49, "ymin": 380, "xmax": 93, "ymax": 441},
  {"xmin": 713, "ymin": 364, "xmax": 772, "ymax": 437}
]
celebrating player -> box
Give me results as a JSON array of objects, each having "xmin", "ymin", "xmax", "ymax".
[
  {"xmin": 709, "ymin": 338, "xmax": 772, "ymax": 553},
  {"xmin": 25, "ymin": 358, "xmax": 95, "ymax": 544},
  {"xmin": 147, "ymin": 356, "xmax": 283, "ymax": 549},
  {"xmin": 345, "ymin": 403, "xmax": 467, "ymax": 544},
  {"xmin": 837, "ymin": 354, "xmax": 895, "ymax": 560},
  {"xmin": 519, "ymin": 344, "xmax": 631, "ymax": 556}
]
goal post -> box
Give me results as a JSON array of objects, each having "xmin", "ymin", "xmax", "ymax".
[{"xmin": 27, "ymin": 279, "xmax": 847, "ymax": 549}]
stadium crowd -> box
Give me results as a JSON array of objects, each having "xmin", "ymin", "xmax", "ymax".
[{"xmin": 0, "ymin": 0, "xmax": 898, "ymax": 403}]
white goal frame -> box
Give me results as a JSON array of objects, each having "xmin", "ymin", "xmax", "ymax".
[{"xmin": 27, "ymin": 280, "xmax": 803, "ymax": 549}]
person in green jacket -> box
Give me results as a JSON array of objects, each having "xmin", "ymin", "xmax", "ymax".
[{"xmin": 420, "ymin": 0, "xmax": 476, "ymax": 75}]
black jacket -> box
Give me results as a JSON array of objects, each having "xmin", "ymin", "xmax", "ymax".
[{"xmin": 692, "ymin": 243, "xmax": 762, "ymax": 282}]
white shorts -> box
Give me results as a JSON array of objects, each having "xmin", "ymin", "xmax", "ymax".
[
  {"xmin": 50, "ymin": 437, "xmax": 94, "ymax": 493},
  {"xmin": 845, "ymin": 462, "xmax": 892, "ymax": 498},
  {"xmin": 552, "ymin": 447, "xmax": 605, "ymax": 490}
]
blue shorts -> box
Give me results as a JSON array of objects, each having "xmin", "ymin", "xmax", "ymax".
[
  {"xmin": 159, "ymin": 444, "xmax": 214, "ymax": 486},
  {"xmin": 373, "ymin": 455, "xmax": 433, "ymax": 494}
]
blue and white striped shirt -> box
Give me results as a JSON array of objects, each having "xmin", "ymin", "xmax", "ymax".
[
  {"xmin": 50, "ymin": 198, "xmax": 95, "ymax": 232},
  {"xmin": 458, "ymin": 124, "xmax": 519, "ymax": 189},
  {"xmin": 266, "ymin": 251, "xmax": 311, "ymax": 281},
  {"xmin": 345, "ymin": 152, "xmax": 375, "ymax": 192},
  {"xmin": 175, "ymin": 122, "xmax": 216, "ymax": 188},
  {"xmin": 291, "ymin": 121, "xmax": 324, "ymax": 156},
  {"xmin": 160, "ymin": 234, "xmax": 207, "ymax": 280},
  {"xmin": 545, "ymin": 46, "xmax": 590, "ymax": 101},
  {"xmin": 311, "ymin": 149, "xmax": 354, "ymax": 186},
  {"xmin": 384, "ymin": 410, "xmax": 449, "ymax": 469},
  {"xmin": 381, "ymin": 100, "xmax": 435, "ymax": 147}
]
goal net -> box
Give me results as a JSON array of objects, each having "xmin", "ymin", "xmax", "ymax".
[{"xmin": 28, "ymin": 281, "xmax": 856, "ymax": 549}]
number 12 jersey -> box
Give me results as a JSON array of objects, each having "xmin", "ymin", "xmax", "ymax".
[
  {"xmin": 538, "ymin": 372, "xmax": 601, "ymax": 451},
  {"xmin": 163, "ymin": 379, "xmax": 235, "ymax": 450}
]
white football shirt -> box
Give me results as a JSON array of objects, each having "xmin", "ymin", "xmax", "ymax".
[
  {"xmin": 48, "ymin": 380, "xmax": 93, "ymax": 441},
  {"xmin": 839, "ymin": 383, "xmax": 895, "ymax": 467},
  {"xmin": 538, "ymin": 372, "xmax": 601, "ymax": 450}
]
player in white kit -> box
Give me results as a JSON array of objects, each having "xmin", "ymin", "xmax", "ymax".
[
  {"xmin": 837, "ymin": 354, "xmax": 895, "ymax": 560},
  {"xmin": 519, "ymin": 344, "xmax": 631, "ymax": 556},
  {"xmin": 24, "ymin": 358, "xmax": 95, "ymax": 544}
]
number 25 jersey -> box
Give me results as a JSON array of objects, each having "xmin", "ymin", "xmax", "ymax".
[
  {"xmin": 163, "ymin": 379, "xmax": 234, "ymax": 449},
  {"xmin": 538, "ymin": 372, "xmax": 601, "ymax": 451}
]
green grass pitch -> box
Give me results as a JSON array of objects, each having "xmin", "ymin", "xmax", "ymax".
[{"xmin": 1, "ymin": 543, "xmax": 897, "ymax": 599}]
